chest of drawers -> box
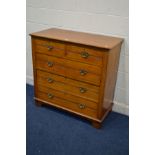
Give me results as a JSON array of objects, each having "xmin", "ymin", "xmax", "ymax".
[{"xmin": 30, "ymin": 28, "xmax": 123, "ymax": 128}]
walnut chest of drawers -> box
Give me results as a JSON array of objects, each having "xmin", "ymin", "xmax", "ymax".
[{"xmin": 30, "ymin": 28, "xmax": 123, "ymax": 128}]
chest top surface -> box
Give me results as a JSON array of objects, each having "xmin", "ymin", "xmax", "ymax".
[{"xmin": 30, "ymin": 28, "xmax": 123, "ymax": 49}]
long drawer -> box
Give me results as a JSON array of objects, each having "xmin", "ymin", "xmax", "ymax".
[
  {"xmin": 35, "ymin": 53, "xmax": 102, "ymax": 85},
  {"xmin": 36, "ymin": 70, "xmax": 99, "ymax": 103},
  {"xmin": 36, "ymin": 86, "xmax": 97, "ymax": 118}
]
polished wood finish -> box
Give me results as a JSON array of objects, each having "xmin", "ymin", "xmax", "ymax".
[
  {"xmin": 34, "ymin": 37, "xmax": 65, "ymax": 50},
  {"xmin": 35, "ymin": 53, "xmax": 102, "ymax": 85},
  {"xmin": 37, "ymin": 70, "xmax": 99, "ymax": 92},
  {"xmin": 37, "ymin": 90, "xmax": 97, "ymax": 118},
  {"xmin": 66, "ymin": 43, "xmax": 106, "ymax": 66},
  {"xmin": 34, "ymin": 38, "xmax": 65, "ymax": 57},
  {"xmin": 102, "ymin": 44, "xmax": 122, "ymax": 110},
  {"xmin": 30, "ymin": 28, "xmax": 123, "ymax": 128},
  {"xmin": 30, "ymin": 28, "xmax": 123, "ymax": 49},
  {"xmin": 36, "ymin": 70, "xmax": 99, "ymax": 103},
  {"xmin": 37, "ymin": 85, "xmax": 98, "ymax": 110},
  {"xmin": 92, "ymin": 121, "xmax": 102, "ymax": 129}
]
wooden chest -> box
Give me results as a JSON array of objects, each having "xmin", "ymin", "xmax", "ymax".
[{"xmin": 30, "ymin": 28, "xmax": 123, "ymax": 128}]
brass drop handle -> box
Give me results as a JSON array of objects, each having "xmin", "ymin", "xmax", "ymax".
[
  {"xmin": 47, "ymin": 93, "xmax": 54, "ymax": 99},
  {"xmin": 81, "ymin": 52, "xmax": 89, "ymax": 58},
  {"xmin": 47, "ymin": 45, "xmax": 53, "ymax": 51},
  {"xmin": 47, "ymin": 61, "xmax": 53, "ymax": 67},
  {"xmin": 80, "ymin": 87, "xmax": 87, "ymax": 93},
  {"xmin": 80, "ymin": 70, "xmax": 87, "ymax": 76},
  {"xmin": 79, "ymin": 104, "xmax": 86, "ymax": 109},
  {"xmin": 47, "ymin": 78, "xmax": 54, "ymax": 83}
]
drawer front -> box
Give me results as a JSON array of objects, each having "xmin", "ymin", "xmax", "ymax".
[
  {"xmin": 33, "ymin": 38, "xmax": 65, "ymax": 57},
  {"xmin": 35, "ymin": 53, "xmax": 102, "ymax": 85},
  {"xmin": 36, "ymin": 70, "xmax": 99, "ymax": 103},
  {"xmin": 34, "ymin": 38, "xmax": 65, "ymax": 49},
  {"xmin": 37, "ymin": 86, "xmax": 97, "ymax": 118},
  {"xmin": 66, "ymin": 43, "xmax": 106, "ymax": 66}
]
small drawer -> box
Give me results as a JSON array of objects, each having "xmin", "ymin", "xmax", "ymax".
[
  {"xmin": 37, "ymin": 86, "xmax": 97, "ymax": 118},
  {"xmin": 36, "ymin": 70, "xmax": 99, "ymax": 103},
  {"xmin": 34, "ymin": 38, "xmax": 65, "ymax": 49},
  {"xmin": 66, "ymin": 43, "xmax": 107, "ymax": 66},
  {"xmin": 33, "ymin": 38, "xmax": 65, "ymax": 57},
  {"xmin": 35, "ymin": 54, "xmax": 102, "ymax": 85}
]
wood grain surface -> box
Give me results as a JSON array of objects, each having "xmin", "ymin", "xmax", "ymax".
[{"xmin": 30, "ymin": 28, "xmax": 123, "ymax": 49}]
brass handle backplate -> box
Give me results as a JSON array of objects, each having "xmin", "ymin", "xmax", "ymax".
[
  {"xmin": 47, "ymin": 61, "xmax": 53, "ymax": 67},
  {"xmin": 80, "ymin": 70, "xmax": 87, "ymax": 76},
  {"xmin": 80, "ymin": 87, "xmax": 87, "ymax": 93},
  {"xmin": 81, "ymin": 52, "xmax": 89, "ymax": 58},
  {"xmin": 79, "ymin": 104, "xmax": 86, "ymax": 109},
  {"xmin": 47, "ymin": 46, "xmax": 53, "ymax": 51},
  {"xmin": 47, "ymin": 93, "xmax": 54, "ymax": 99},
  {"xmin": 47, "ymin": 78, "xmax": 54, "ymax": 83}
]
